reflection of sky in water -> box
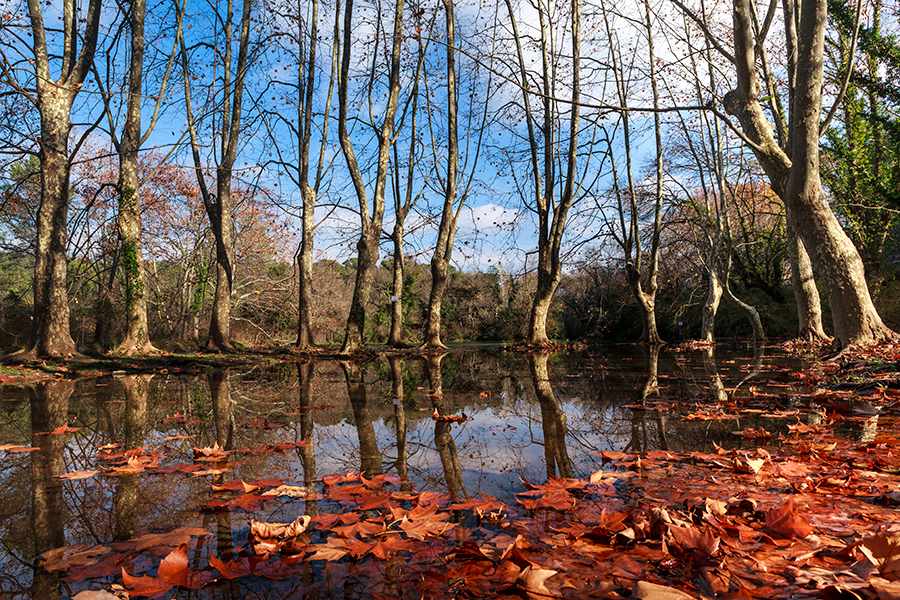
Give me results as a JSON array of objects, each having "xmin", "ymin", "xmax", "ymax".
[{"xmin": 0, "ymin": 344, "xmax": 824, "ymax": 590}]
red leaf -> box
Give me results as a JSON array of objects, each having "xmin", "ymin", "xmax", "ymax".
[{"xmin": 765, "ymin": 497, "xmax": 813, "ymax": 539}]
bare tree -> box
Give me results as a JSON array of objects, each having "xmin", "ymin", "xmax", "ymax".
[
  {"xmin": 93, "ymin": 0, "xmax": 185, "ymax": 355},
  {"xmin": 336, "ymin": 0, "xmax": 405, "ymax": 353},
  {"xmin": 181, "ymin": 0, "xmax": 255, "ymax": 351},
  {"xmin": 601, "ymin": 0, "xmax": 665, "ymax": 344},
  {"xmin": 503, "ymin": 0, "xmax": 586, "ymax": 346}
]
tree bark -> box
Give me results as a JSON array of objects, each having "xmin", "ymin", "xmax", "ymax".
[
  {"xmin": 785, "ymin": 209, "xmax": 828, "ymax": 340},
  {"xmin": 388, "ymin": 222, "xmax": 406, "ymax": 347},
  {"xmin": 422, "ymin": 0, "xmax": 461, "ymax": 350},
  {"xmin": 701, "ymin": 245, "xmax": 724, "ymax": 342}
]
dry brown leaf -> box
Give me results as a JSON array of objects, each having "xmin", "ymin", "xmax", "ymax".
[
  {"xmin": 632, "ymin": 581, "xmax": 698, "ymax": 599},
  {"xmin": 518, "ymin": 566, "xmax": 561, "ymax": 599},
  {"xmin": 860, "ymin": 534, "xmax": 900, "ymax": 580}
]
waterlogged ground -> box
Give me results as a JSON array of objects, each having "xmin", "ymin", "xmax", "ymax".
[{"xmin": 2, "ymin": 344, "xmax": 900, "ymax": 599}]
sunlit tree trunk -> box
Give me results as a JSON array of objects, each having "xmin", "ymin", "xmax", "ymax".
[
  {"xmin": 18, "ymin": 0, "xmax": 102, "ymax": 357},
  {"xmin": 786, "ymin": 211, "xmax": 828, "ymax": 340},
  {"xmin": 505, "ymin": 0, "xmax": 583, "ymax": 346},
  {"xmin": 182, "ymin": 0, "xmax": 253, "ymax": 352}
]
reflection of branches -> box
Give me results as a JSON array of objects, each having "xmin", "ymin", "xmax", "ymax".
[{"xmin": 116, "ymin": 375, "xmax": 152, "ymax": 541}]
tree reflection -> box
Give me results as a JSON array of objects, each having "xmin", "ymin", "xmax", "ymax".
[
  {"xmin": 208, "ymin": 369, "xmax": 239, "ymax": 576},
  {"xmin": 296, "ymin": 360, "xmax": 319, "ymax": 514},
  {"xmin": 625, "ymin": 344, "xmax": 668, "ymax": 453},
  {"xmin": 210, "ymin": 369, "xmax": 234, "ymax": 451},
  {"xmin": 115, "ymin": 375, "xmax": 152, "ymax": 541},
  {"xmin": 387, "ymin": 356, "xmax": 412, "ymax": 492},
  {"xmin": 342, "ymin": 362, "xmax": 383, "ymax": 476},
  {"xmin": 424, "ymin": 353, "xmax": 465, "ymax": 499},
  {"xmin": 30, "ymin": 380, "xmax": 75, "ymax": 600},
  {"xmin": 528, "ymin": 352, "xmax": 573, "ymax": 479}
]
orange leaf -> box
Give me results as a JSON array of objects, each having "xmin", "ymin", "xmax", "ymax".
[{"xmin": 765, "ymin": 497, "xmax": 812, "ymax": 539}]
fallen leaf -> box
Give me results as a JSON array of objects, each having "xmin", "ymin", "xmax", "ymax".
[
  {"xmin": 632, "ymin": 581, "xmax": 697, "ymax": 599},
  {"xmin": 860, "ymin": 533, "xmax": 900, "ymax": 580},
  {"xmin": 766, "ymin": 497, "xmax": 813, "ymax": 539},
  {"xmin": 57, "ymin": 470, "xmax": 99, "ymax": 481}
]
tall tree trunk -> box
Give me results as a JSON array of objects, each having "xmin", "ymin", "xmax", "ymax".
[
  {"xmin": 785, "ymin": 210, "xmax": 828, "ymax": 340},
  {"xmin": 112, "ymin": 0, "xmax": 155, "ymax": 355},
  {"xmin": 701, "ymin": 244, "xmax": 724, "ymax": 342},
  {"xmin": 206, "ymin": 173, "xmax": 235, "ymax": 351},
  {"xmin": 296, "ymin": 193, "xmax": 316, "ymax": 347},
  {"xmin": 20, "ymin": 0, "xmax": 101, "ymax": 358},
  {"xmin": 724, "ymin": 0, "xmax": 894, "ymax": 348},
  {"xmin": 32, "ymin": 113, "xmax": 77, "ymax": 357}
]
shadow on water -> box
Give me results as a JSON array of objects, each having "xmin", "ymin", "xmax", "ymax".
[{"xmin": 0, "ymin": 344, "xmax": 831, "ymax": 596}]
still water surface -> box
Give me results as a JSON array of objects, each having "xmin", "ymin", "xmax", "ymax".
[{"xmin": 0, "ymin": 344, "xmax": 822, "ymax": 597}]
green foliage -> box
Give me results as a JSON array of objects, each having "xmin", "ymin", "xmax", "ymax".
[{"xmin": 823, "ymin": 0, "xmax": 900, "ymax": 277}]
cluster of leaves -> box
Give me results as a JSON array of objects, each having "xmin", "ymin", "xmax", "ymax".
[{"xmin": 33, "ymin": 388, "xmax": 900, "ymax": 600}]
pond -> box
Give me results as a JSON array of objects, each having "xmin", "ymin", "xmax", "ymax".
[{"xmin": 0, "ymin": 343, "xmax": 843, "ymax": 598}]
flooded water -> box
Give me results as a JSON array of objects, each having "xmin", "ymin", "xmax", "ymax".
[{"xmin": 0, "ymin": 344, "xmax": 829, "ymax": 597}]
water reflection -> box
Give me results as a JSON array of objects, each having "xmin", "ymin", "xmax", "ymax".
[
  {"xmin": 425, "ymin": 353, "xmax": 465, "ymax": 500},
  {"xmin": 387, "ymin": 356, "xmax": 412, "ymax": 492},
  {"xmin": 0, "ymin": 345, "xmax": 828, "ymax": 595},
  {"xmin": 625, "ymin": 345, "xmax": 668, "ymax": 453},
  {"xmin": 297, "ymin": 361, "xmax": 319, "ymax": 512},
  {"xmin": 116, "ymin": 375, "xmax": 152, "ymax": 541},
  {"xmin": 528, "ymin": 352, "xmax": 573, "ymax": 479},
  {"xmin": 342, "ymin": 362, "xmax": 383, "ymax": 477},
  {"xmin": 31, "ymin": 380, "xmax": 73, "ymax": 600}
]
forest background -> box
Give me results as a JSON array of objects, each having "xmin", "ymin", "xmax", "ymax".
[{"xmin": 0, "ymin": 0, "xmax": 898, "ymax": 355}]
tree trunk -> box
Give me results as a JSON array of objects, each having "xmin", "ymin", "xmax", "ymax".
[
  {"xmin": 529, "ymin": 267, "xmax": 560, "ymax": 345},
  {"xmin": 296, "ymin": 188, "xmax": 316, "ymax": 348},
  {"xmin": 786, "ymin": 210, "xmax": 829, "ymax": 341},
  {"xmin": 206, "ymin": 172, "xmax": 234, "ymax": 351},
  {"xmin": 628, "ymin": 273, "xmax": 663, "ymax": 345},
  {"xmin": 30, "ymin": 97, "xmax": 78, "ymax": 357},
  {"xmin": 388, "ymin": 223, "xmax": 406, "ymax": 347},
  {"xmin": 336, "ymin": 0, "xmax": 402, "ymax": 353},
  {"xmin": 724, "ymin": 0, "xmax": 894, "ymax": 348},
  {"xmin": 341, "ymin": 227, "xmax": 379, "ymax": 353},
  {"xmin": 422, "ymin": 0, "xmax": 460, "ymax": 350},
  {"xmin": 423, "ymin": 257, "xmax": 450, "ymax": 348},
  {"xmin": 701, "ymin": 251, "xmax": 724, "ymax": 342},
  {"xmin": 112, "ymin": 0, "xmax": 154, "ymax": 355}
]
